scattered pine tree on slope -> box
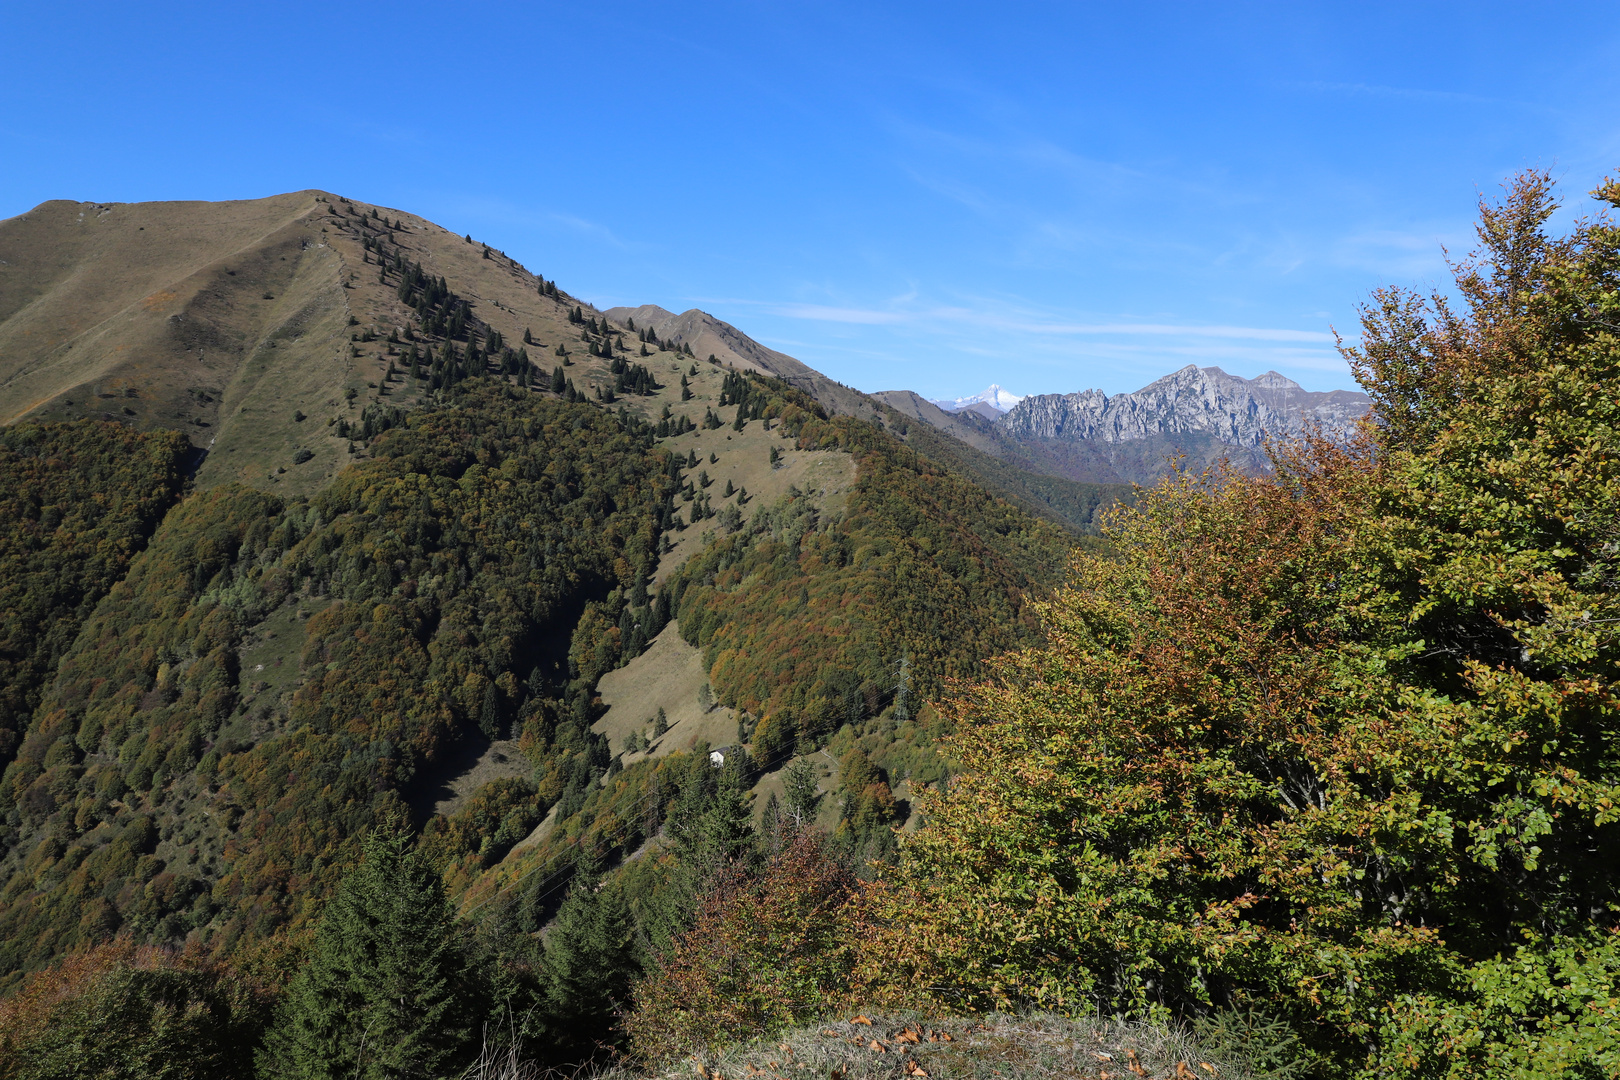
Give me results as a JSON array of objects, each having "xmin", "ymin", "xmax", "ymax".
[{"xmin": 862, "ymin": 171, "xmax": 1620, "ymax": 1079}]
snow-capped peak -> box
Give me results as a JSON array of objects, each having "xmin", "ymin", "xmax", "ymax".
[{"xmin": 930, "ymin": 384, "xmax": 1025, "ymax": 415}]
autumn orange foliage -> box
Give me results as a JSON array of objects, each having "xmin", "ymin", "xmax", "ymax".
[{"xmin": 627, "ymin": 829, "xmax": 860, "ymax": 1062}]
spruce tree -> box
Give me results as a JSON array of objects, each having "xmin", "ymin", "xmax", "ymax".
[
  {"xmin": 259, "ymin": 826, "xmax": 483, "ymax": 1080},
  {"xmin": 691, "ymin": 753, "xmax": 754, "ymax": 874},
  {"xmin": 782, "ymin": 759, "xmax": 821, "ymax": 827},
  {"xmin": 542, "ymin": 858, "xmax": 636, "ymax": 1057}
]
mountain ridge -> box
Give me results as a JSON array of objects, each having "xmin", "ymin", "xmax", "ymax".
[
  {"xmin": 602, "ymin": 304, "xmax": 871, "ymax": 419},
  {"xmin": 0, "ymin": 190, "xmax": 1125, "ymax": 999},
  {"xmin": 883, "ymin": 364, "xmax": 1369, "ymax": 486},
  {"xmin": 999, "ymin": 364, "xmax": 1368, "ymax": 448}
]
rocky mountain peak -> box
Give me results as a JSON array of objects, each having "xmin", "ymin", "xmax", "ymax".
[
  {"xmin": 997, "ymin": 365, "xmax": 1368, "ymax": 450},
  {"xmin": 1251, "ymin": 370, "xmax": 1303, "ymax": 391},
  {"xmin": 930, "ymin": 384, "xmax": 1026, "ymax": 415}
]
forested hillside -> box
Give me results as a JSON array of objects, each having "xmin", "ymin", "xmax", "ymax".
[
  {"xmin": 0, "ymin": 422, "xmax": 189, "ymax": 769},
  {"xmin": 0, "ymin": 241, "xmax": 1095, "ymax": 1037},
  {"xmin": 0, "ymin": 383, "xmax": 686, "ymax": 980},
  {"xmin": 0, "ymin": 362, "xmax": 1083, "ymax": 1072}
]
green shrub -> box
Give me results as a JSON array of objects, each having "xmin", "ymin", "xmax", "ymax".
[{"xmin": 0, "ymin": 943, "xmax": 272, "ymax": 1080}]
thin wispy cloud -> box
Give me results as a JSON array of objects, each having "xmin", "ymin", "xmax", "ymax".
[
  {"xmin": 767, "ymin": 303, "xmax": 912, "ymax": 325},
  {"xmin": 1295, "ymin": 81, "xmax": 1513, "ymax": 108},
  {"xmin": 1042, "ymin": 322, "xmax": 1333, "ymax": 343},
  {"xmin": 757, "ymin": 298, "xmax": 1335, "ymax": 343},
  {"xmin": 543, "ymin": 212, "xmax": 635, "ymax": 249},
  {"xmin": 438, "ymin": 196, "xmax": 640, "ymax": 252},
  {"xmin": 684, "ymin": 292, "xmax": 1354, "ymax": 397}
]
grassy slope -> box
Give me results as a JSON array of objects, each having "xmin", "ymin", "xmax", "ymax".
[{"xmin": 1, "ymin": 191, "xmax": 595, "ymax": 497}]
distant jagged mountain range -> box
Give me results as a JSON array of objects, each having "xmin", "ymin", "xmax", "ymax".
[
  {"xmin": 1000, "ymin": 365, "xmax": 1368, "ymax": 447},
  {"xmin": 882, "ymin": 366, "xmax": 1369, "ymax": 486}
]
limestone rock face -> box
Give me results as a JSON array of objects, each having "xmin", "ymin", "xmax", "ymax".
[{"xmin": 997, "ymin": 366, "xmax": 1369, "ymax": 450}]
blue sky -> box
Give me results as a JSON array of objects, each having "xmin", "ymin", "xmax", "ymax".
[{"xmin": 4, "ymin": 2, "xmax": 1618, "ymax": 399}]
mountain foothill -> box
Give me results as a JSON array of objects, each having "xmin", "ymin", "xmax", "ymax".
[{"xmin": 0, "ymin": 171, "xmax": 1613, "ymax": 1080}]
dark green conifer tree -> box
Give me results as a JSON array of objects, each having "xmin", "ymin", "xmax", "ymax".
[
  {"xmin": 542, "ymin": 858, "xmax": 636, "ymax": 1057},
  {"xmin": 690, "ymin": 753, "xmax": 754, "ymax": 874},
  {"xmin": 258, "ymin": 826, "xmax": 483, "ymax": 1080},
  {"xmin": 480, "ymin": 680, "xmax": 502, "ymax": 739},
  {"xmin": 781, "ymin": 759, "xmax": 821, "ymax": 827}
]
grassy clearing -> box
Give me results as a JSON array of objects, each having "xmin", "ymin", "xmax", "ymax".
[
  {"xmin": 464, "ymin": 1013, "xmax": 1296, "ymax": 1080},
  {"xmin": 662, "ymin": 1013, "xmax": 1286, "ymax": 1080}
]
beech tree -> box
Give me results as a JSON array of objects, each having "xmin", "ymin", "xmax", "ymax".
[
  {"xmin": 866, "ymin": 171, "xmax": 1620, "ymax": 1079},
  {"xmin": 626, "ymin": 830, "xmax": 857, "ymax": 1061}
]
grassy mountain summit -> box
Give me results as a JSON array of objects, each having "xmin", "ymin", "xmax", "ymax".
[
  {"xmin": 1, "ymin": 191, "xmax": 1113, "ymax": 526},
  {"xmin": 0, "ymin": 190, "xmax": 602, "ymax": 496}
]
